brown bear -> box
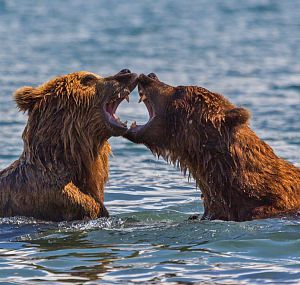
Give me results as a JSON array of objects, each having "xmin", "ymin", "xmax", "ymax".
[
  {"xmin": 0, "ymin": 69, "xmax": 138, "ymax": 221},
  {"xmin": 124, "ymin": 73, "xmax": 300, "ymax": 221}
]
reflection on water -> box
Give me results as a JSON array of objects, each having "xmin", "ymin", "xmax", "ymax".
[{"xmin": 0, "ymin": 0, "xmax": 300, "ymax": 284}]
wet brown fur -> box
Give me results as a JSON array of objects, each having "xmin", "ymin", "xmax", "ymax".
[
  {"xmin": 0, "ymin": 71, "xmax": 128, "ymax": 221},
  {"xmin": 126, "ymin": 76, "xmax": 300, "ymax": 221}
]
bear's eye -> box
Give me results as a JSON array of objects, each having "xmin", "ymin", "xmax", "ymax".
[{"xmin": 80, "ymin": 74, "xmax": 97, "ymax": 86}]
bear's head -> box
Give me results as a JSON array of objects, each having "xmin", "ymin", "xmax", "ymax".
[
  {"xmin": 15, "ymin": 70, "xmax": 137, "ymax": 166},
  {"xmin": 124, "ymin": 73, "xmax": 250, "ymax": 159}
]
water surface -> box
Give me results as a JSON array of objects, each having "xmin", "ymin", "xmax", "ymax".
[{"xmin": 0, "ymin": 0, "xmax": 299, "ymax": 284}]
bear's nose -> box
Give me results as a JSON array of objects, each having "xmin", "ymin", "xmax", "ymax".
[
  {"xmin": 119, "ymin": 69, "xmax": 131, "ymax": 74},
  {"xmin": 147, "ymin": 73, "xmax": 158, "ymax": 80}
]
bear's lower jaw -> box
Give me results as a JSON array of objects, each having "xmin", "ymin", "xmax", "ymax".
[
  {"xmin": 124, "ymin": 117, "xmax": 155, "ymax": 144},
  {"xmin": 123, "ymin": 125, "xmax": 144, "ymax": 143},
  {"xmin": 104, "ymin": 90, "xmax": 130, "ymax": 133}
]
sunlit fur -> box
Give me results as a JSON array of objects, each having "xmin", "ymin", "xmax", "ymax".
[
  {"xmin": 0, "ymin": 72, "xmax": 115, "ymax": 221},
  {"xmin": 128, "ymin": 80, "xmax": 300, "ymax": 221}
]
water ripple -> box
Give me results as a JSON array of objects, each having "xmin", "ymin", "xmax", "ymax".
[{"xmin": 0, "ymin": 0, "xmax": 299, "ymax": 284}]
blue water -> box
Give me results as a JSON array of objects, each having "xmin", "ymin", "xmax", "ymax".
[{"xmin": 0, "ymin": 0, "xmax": 300, "ymax": 284}]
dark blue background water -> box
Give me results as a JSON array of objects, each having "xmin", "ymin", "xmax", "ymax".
[{"xmin": 0, "ymin": 0, "xmax": 299, "ymax": 284}]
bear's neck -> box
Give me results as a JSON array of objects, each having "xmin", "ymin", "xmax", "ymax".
[
  {"xmin": 162, "ymin": 119, "xmax": 248, "ymax": 221},
  {"xmin": 166, "ymin": 120, "xmax": 299, "ymax": 221},
  {"xmin": 21, "ymin": 122, "xmax": 110, "ymax": 200}
]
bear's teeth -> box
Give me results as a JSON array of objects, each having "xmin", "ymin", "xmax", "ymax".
[
  {"xmin": 131, "ymin": 121, "xmax": 137, "ymax": 128},
  {"xmin": 118, "ymin": 93, "xmax": 121, "ymax": 98},
  {"xmin": 125, "ymin": 95, "xmax": 130, "ymax": 102},
  {"xmin": 138, "ymin": 94, "xmax": 147, "ymax": 103},
  {"xmin": 123, "ymin": 88, "xmax": 130, "ymax": 95}
]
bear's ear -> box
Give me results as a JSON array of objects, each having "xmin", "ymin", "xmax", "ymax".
[
  {"xmin": 14, "ymin": 86, "xmax": 36, "ymax": 112},
  {"xmin": 224, "ymin": 107, "xmax": 250, "ymax": 127}
]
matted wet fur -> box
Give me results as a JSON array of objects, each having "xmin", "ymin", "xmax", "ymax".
[
  {"xmin": 125, "ymin": 73, "xmax": 300, "ymax": 221},
  {"xmin": 0, "ymin": 70, "xmax": 137, "ymax": 221}
]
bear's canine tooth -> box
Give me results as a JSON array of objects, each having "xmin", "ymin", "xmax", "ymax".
[
  {"xmin": 141, "ymin": 94, "xmax": 147, "ymax": 102},
  {"xmin": 138, "ymin": 94, "xmax": 147, "ymax": 103},
  {"xmin": 118, "ymin": 93, "xmax": 121, "ymax": 98},
  {"xmin": 131, "ymin": 121, "xmax": 137, "ymax": 128},
  {"xmin": 125, "ymin": 95, "xmax": 130, "ymax": 102}
]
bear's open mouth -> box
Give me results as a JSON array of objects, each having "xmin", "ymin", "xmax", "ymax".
[
  {"xmin": 105, "ymin": 88, "xmax": 130, "ymax": 129},
  {"xmin": 129, "ymin": 88, "xmax": 155, "ymax": 131}
]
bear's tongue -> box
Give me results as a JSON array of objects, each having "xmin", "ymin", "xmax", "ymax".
[{"xmin": 106, "ymin": 99, "xmax": 128, "ymax": 127}]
